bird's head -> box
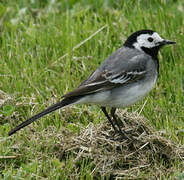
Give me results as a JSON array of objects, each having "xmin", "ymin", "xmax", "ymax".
[{"xmin": 124, "ymin": 30, "xmax": 176, "ymax": 57}]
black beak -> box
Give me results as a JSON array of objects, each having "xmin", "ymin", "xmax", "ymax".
[{"xmin": 159, "ymin": 40, "xmax": 176, "ymax": 46}]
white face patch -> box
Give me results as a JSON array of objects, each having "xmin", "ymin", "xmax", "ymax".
[{"xmin": 133, "ymin": 32, "xmax": 164, "ymax": 51}]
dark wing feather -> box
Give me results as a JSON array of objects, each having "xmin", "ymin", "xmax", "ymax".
[
  {"xmin": 63, "ymin": 53, "xmax": 149, "ymax": 98},
  {"xmin": 63, "ymin": 72, "xmax": 116, "ymax": 98}
]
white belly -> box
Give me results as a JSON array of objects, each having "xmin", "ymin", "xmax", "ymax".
[
  {"xmin": 79, "ymin": 75, "xmax": 157, "ymax": 108},
  {"xmin": 109, "ymin": 78, "xmax": 156, "ymax": 107}
]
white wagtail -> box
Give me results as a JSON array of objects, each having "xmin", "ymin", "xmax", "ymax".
[{"xmin": 8, "ymin": 29, "xmax": 175, "ymax": 136}]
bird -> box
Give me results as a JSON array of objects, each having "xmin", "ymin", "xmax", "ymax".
[{"xmin": 8, "ymin": 29, "xmax": 175, "ymax": 137}]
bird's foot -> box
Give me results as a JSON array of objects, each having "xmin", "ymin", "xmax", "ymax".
[{"xmin": 109, "ymin": 128, "xmax": 131, "ymax": 141}]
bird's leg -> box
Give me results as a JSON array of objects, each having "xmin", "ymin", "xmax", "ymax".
[
  {"xmin": 101, "ymin": 107, "xmax": 117, "ymax": 132},
  {"xmin": 111, "ymin": 108, "xmax": 129, "ymax": 139},
  {"xmin": 111, "ymin": 108, "xmax": 125, "ymax": 127},
  {"xmin": 110, "ymin": 108, "xmax": 122, "ymax": 130}
]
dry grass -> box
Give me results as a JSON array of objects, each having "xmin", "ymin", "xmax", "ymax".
[
  {"xmin": 0, "ymin": 90, "xmax": 13, "ymax": 108},
  {"xmin": 26, "ymin": 110, "xmax": 184, "ymax": 179}
]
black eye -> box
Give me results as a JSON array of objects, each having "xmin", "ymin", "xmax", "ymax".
[{"xmin": 147, "ymin": 37, "xmax": 153, "ymax": 42}]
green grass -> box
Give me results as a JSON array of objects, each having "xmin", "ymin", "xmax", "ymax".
[{"xmin": 0, "ymin": 0, "xmax": 184, "ymax": 179}]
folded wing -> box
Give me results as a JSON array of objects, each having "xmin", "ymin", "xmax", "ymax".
[{"xmin": 64, "ymin": 53, "xmax": 149, "ymax": 98}]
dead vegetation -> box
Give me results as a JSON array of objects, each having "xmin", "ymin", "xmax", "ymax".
[
  {"xmin": 0, "ymin": 90, "xmax": 13, "ymax": 108},
  {"xmin": 29, "ymin": 110, "xmax": 184, "ymax": 179}
]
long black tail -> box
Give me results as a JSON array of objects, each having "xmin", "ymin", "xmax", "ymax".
[{"xmin": 8, "ymin": 97, "xmax": 80, "ymax": 136}]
